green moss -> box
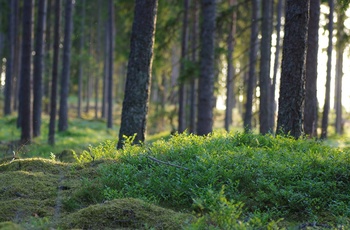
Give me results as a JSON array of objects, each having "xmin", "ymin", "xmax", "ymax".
[
  {"xmin": 60, "ymin": 198, "xmax": 193, "ymax": 230},
  {"xmin": 0, "ymin": 221, "xmax": 23, "ymax": 230}
]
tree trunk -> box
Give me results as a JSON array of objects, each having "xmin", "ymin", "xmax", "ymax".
[
  {"xmin": 276, "ymin": 0, "xmax": 310, "ymax": 138},
  {"xmin": 320, "ymin": 0, "xmax": 334, "ymax": 139},
  {"xmin": 94, "ymin": 0, "xmax": 102, "ymax": 119},
  {"xmin": 4, "ymin": 0, "xmax": 17, "ymax": 116},
  {"xmin": 304, "ymin": 0, "xmax": 320, "ymax": 138},
  {"xmin": 197, "ymin": 0, "xmax": 216, "ymax": 136},
  {"xmin": 117, "ymin": 0, "xmax": 158, "ymax": 148},
  {"xmin": 243, "ymin": 0, "xmax": 259, "ymax": 132},
  {"xmin": 334, "ymin": 11, "xmax": 345, "ymax": 135},
  {"xmin": 259, "ymin": 0, "xmax": 273, "ymax": 134},
  {"xmin": 189, "ymin": 0, "xmax": 198, "ymax": 134},
  {"xmin": 44, "ymin": 0, "xmax": 52, "ymax": 114},
  {"xmin": 77, "ymin": 0, "xmax": 86, "ymax": 118},
  {"xmin": 224, "ymin": 0, "xmax": 237, "ymax": 132},
  {"xmin": 271, "ymin": 0, "xmax": 284, "ymax": 132},
  {"xmin": 101, "ymin": 21, "xmax": 109, "ymax": 119},
  {"xmin": 33, "ymin": 0, "xmax": 47, "ymax": 137},
  {"xmin": 178, "ymin": 0, "xmax": 190, "ymax": 133},
  {"xmin": 19, "ymin": 0, "xmax": 34, "ymax": 145},
  {"xmin": 107, "ymin": 0, "xmax": 115, "ymax": 128},
  {"xmin": 48, "ymin": 0, "xmax": 61, "ymax": 145},
  {"xmin": 58, "ymin": 0, "xmax": 74, "ymax": 132}
]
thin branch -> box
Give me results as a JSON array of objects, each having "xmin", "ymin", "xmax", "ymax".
[{"xmin": 147, "ymin": 156, "xmax": 189, "ymax": 171}]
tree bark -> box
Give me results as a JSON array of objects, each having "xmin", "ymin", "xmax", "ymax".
[
  {"xmin": 224, "ymin": 0, "xmax": 237, "ymax": 132},
  {"xmin": 304, "ymin": 0, "xmax": 320, "ymax": 138},
  {"xmin": 4, "ymin": 0, "xmax": 17, "ymax": 116},
  {"xmin": 178, "ymin": 0, "xmax": 190, "ymax": 133},
  {"xmin": 33, "ymin": 0, "xmax": 47, "ymax": 137},
  {"xmin": 276, "ymin": 0, "xmax": 310, "ymax": 138},
  {"xmin": 334, "ymin": 10, "xmax": 345, "ymax": 135},
  {"xmin": 259, "ymin": 0, "xmax": 273, "ymax": 134},
  {"xmin": 107, "ymin": 0, "xmax": 115, "ymax": 128},
  {"xmin": 117, "ymin": 0, "xmax": 158, "ymax": 148},
  {"xmin": 58, "ymin": 0, "xmax": 74, "ymax": 132},
  {"xmin": 48, "ymin": 0, "xmax": 61, "ymax": 145},
  {"xmin": 243, "ymin": 0, "xmax": 259, "ymax": 132},
  {"xmin": 271, "ymin": 0, "xmax": 284, "ymax": 132},
  {"xmin": 320, "ymin": 0, "xmax": 334, "ymax": 139},
  {"xmin": 19, "ymin": 0, "xmax": 34, "ymax": 144},
  {"xmin": 197, "ymin": 0, "xmax": 216, "ymax": 136},
  {"xmin": 77, "ymin": 0, "xmax": 86, "ymax": 118}
]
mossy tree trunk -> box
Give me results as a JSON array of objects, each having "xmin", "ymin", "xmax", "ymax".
[{"xmin": 117, "ymin": 0, "xmax": 158, "ymax": 148}]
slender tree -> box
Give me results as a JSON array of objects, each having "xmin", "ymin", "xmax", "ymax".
[
  {"xmin": 304, "ymin": 0, "xmax": 320, "ymax": 138},
  {"xmin": 77, "ymin": 0, "xmax": 86, "ymax": 118},
  {"xmin": 117, "ymin": 0, "xmax": 158, "ymax": 148},
  {"xmin": 33, "ymin": 0, "xmax": 48, "ymax": 137},
  {"xmin": 334, "ymin": 8, "xmax": 345, "ymax": 134},
  {"xmin": 259, "ymin": 0, "xmax": 273, "ymax": 134},
  {"xmin": 197, "ymin": 0, "xmax": 216, "ymax": 135},
  {"xmin": 107, "ymin": 0, "xmax": 115, "ymax": 128},
  {"xmin": 58, "ymin": 0, "xmax": 74, "ymax": 132},
  {"xmin": 4, "ymin": 0, "xmax": 17, "ymax": 115},
  {"xmin": 276, "ymin": 0, "xmax": 310, "ymax": 138},
  {"xmin": 243, "ymin": 0, "xmax": 259, "ymax": 132},
  {"xmin": 320, "ymin": 0, "xmax": 334, "ymax": 139},
  {"xmin": 224, "ymin": 0, "xmax": 237, "ymax": 131},
  {"xmin": 178, "ymin": 0, "xmax": 190, "ymax": 133},
  {"xmin": 19, "ymin": 0, "xmax": 34, "ymax": 144},
  {"xmin": 48, "ymin": 0, "xmax": 61, "ymax": 145}
]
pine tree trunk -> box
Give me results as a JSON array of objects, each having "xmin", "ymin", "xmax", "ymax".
[
  {"xmin": 243, "ymin": 0, "xmax": 259, "ymax": 132},
  {"xmin": 197, "ymin": 0, "xmax": 216, "ymax": 135},
  {"xmin": 48, "ymin": 0, "xmax": 61, "ymax": 145},
  {"xmin": 33, "ymin": 0, "xmax": 47, "ymax": 137},
  {"xmin": 276, "ymin": 0, "xmax": 310, "ymax": 138},
  {"xmin": 178, "ymin": 0, "xmax": 190, "ymax": 133},
  {"xmin": 77, "ymin": 0, "xmax": 86, "ymax": 118},
  {"xmin": 107, "ymin": 0, "xmax": 115, "ymax": 128},
  {"xmin": 117, "ymin": 0, "xmax": 158, "ymax": 148},
  {"xmin": 4, "ymin": 0, "xmax": 17, "ymax": 116},
  {"xmin": 335, "ymin": 11, "xmax": 345, "ymax": 135},
  {"xmin": 320, "ymin": 0, "xmax": 334, "ymax": 139},
  {"xmin": 58, "ymin": 0, "xmax": 74, "ymax": 132},
  {"xmin": 259, "ymin": 0, "xmax": 273, "ymax": 134},
  {"xmin": 225, "ymin": 0, "xmax": 237, "ymax": 132},
  {"xmin": 19, "ymin": 0, "xmax": 34, "ymax": 144},
  {"xmin": 304, "ymin": 0, "xmax": 320, "ymax": 138}
]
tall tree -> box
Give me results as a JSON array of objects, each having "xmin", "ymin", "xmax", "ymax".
[
  {"xmin": 304, "ymin": 0, "xmax": 320, "ymax": 138},
  {"xmin": 58, "ymin": 0, "xmax": 74, "ymax": 132},
  {"xmin": 77, "ymin": 0, "xmax": 86, "ymax": 118},
  {"xmin": 271, "ymin": 0, "xmax": 284, "ymax": 131},
  {"xmin": 320, "ymin": 0, "xmax": 334, "ymax": 139},
  {"xmin": 243, "ymin": 0, "xmax": 259, "ymax": 132},
  {"xmin": 48, "ymin": 0, "xmax": 61, "ymax": 145},
  {"xmin": 196, "ymin": 0, "xmax": 216, "ymax": 135},
  {"xmin": 276, "ymin": 0, "xmax": 310, "ymax": 138},
  {"xmin": 117, "ymin": 0, "xmax": 158, "ymax": 148},
  {"xmin": 107, "ymin": 0, "xmax": 115, "ymax": 128},
  {"xmin": 334, "ymin": 8, "xmax": 345, "ymax": 135},
  {"xmin": 19, "ymin": 0, "xmax": 34, "ymax": 144},
  {"xmin": 259, "ymin": 0, "xmax": 273, "ymax": 134},
  {"xmin": 33, "ymin": 0, "xmax": 48, "ymax": 137},
  {"xmin": 178, "ymin": 0, "xmax": 190, "ymax": 133},
  {"xmin": 224, "ymin": 0, "xmax": 238, "ymax": 131},
  {"xmin": 4, "ymin": 0, "xmax": 17, "ymax": 115}
]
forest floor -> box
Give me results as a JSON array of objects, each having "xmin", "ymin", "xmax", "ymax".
[{"xmin": 1, "ymin": 116, "xmax": 350, "ymax": 229}]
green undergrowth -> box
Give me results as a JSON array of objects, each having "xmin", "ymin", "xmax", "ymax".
[
  {"xmin": 1, "ymin": 132, "xmax": 350, "ymax": 229},
  {"xmin": 68, "ymin": 132, "xmax": 350, "ymax": 229}
]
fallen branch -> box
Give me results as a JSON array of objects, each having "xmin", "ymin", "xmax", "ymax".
[{"xmin": 147, "ymin": 156, "xmax": 189, "ymax": 171}]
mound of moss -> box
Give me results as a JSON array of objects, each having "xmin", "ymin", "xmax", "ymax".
[{"xmin": 60, "ymin": 198, "xmax": 193, "ymax": 229}]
